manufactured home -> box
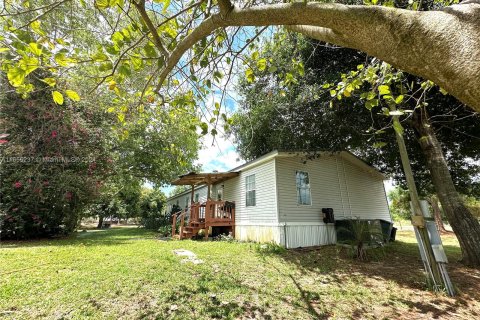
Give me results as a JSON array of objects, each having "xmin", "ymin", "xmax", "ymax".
[{"xmin": 166, "ymin": 150, "xmax": 392, "ymax": 248}]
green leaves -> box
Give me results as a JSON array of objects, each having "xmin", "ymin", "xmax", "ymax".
[
  {"xmin": 41, "ymin": 78, "xmax": 57, "ymax": 87},
  {"xmin": 28, "ymin": 43, "xmax": 42, "ymax": 56},
  {"xmin": 7, "ymin": 67, "xmax": 26, "ymax": 87},
  {"xmin": 117, "ymin": 112, "xmax": 125, "ymax": 123},
  {"xmin": 54, "ymin": 52, "xmax": 74, "ymax": 67},
  {"xmin": 143, "ymin": 43, "xmax": 157, "ymax": 58},
  {"xmin": 365, "ymin": 99, "xmax": 379, "ymax": 110},
  {"xmin": 30, "ymin": 20, "xmax": 45, "ymax": 36},
  {"xmin": 199, "ymin": 122, "xmax": 208, "ymax": 135},
  {"xmin": 111, "ymin": 31, "xmax": 124, "ymax": 47},
  {"xmin": 7, "ymin": 57, "xmax": 39, "ymax": 87},
  {"xmin": 91, "ymin": 51, "xmax": 108, "ymax": 62},
  {"xmin": 19, "ymin": 56, "xmax": 39, "ymax": 74},
  {"xmin": 66, "ymin": 90, "xmax": 80, "ymax": 101},
  {"xmin": 394, "ymin": 95, "xmax": 404, "ymax": 104},
  {"xmin": 95, "ymin": 0, "xmax": 110, "ymax": 9},
  {"xmin": 257, "ymin": 58, "xmax": 267, "ymax": 71},
  {"xmin": 52, "ymin": 91, "xmax": 64, "ymax": 105},
  {"xmin": 378, "ymin": 85, "xmax": 391, "ymax": 95},
  {"xmin": 245, "ymin": 68, "xmax": 255, "ymax": 83},
  {"xmin": 373, "ymin": 141, "xmax": 387, "ymax": 149},
  {"xmin": 162, "ymin": 0, "xmax": 171, "ymax": 14}
]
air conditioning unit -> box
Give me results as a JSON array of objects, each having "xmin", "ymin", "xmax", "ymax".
[{"xmin": 322, "ymin": 208, "xmax": 334, "ymax": 224}]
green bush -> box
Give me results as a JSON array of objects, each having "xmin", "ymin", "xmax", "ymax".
[
  {"xmin": 214, "ymin": 233, "xmax": 236, "ymax": 242},
  {"xmin": 255, "ymin": 242, "xmax": 286, "ymax": 255},
  {"xmin": 158, "ymin": 225, "xmax": 172, "ymax": 237},
  {"xmin": 139, "ymin": 189, "xmax": 168, "ymax": 230}
]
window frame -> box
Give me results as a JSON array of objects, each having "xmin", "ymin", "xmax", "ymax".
[
  {"xmin": 296, "ymin": 170, "xmax": 312, "ymax": 206},
  {"xmin": 245, "ymin": 174, "xmax": 256, "ymax": 207}
]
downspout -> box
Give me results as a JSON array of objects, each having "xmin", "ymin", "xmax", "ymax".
[
  {"xmin": 382, "ymin": 179, "xmax": 394, "ymax": 222},
  {"xmin": 274, "ymin": 157, "xmax": 285, "ymax": 247},
  {"xmin": 335, "ymin": 156, "xmax": 347, "ymax": 219},
  {"xmin": 341, "ymin": 157, "xmax": 354, "ymax": 218}
]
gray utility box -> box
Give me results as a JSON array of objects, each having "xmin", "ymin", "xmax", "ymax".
[{"xmin": 426, "ymin": 221, "xmax": 448, "ymax": 263}]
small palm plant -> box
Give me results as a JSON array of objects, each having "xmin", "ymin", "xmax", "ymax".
[{"xmin": 337, "ymin": 218, "xmax": 384, "ymax": 261}]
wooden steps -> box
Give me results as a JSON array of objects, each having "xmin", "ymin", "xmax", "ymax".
[
  {"xmin": 181, "ymin": 222, "xmax": 206, "ymax": 239},
  {"xmin": 172, "ymin": 200, "xmax": 236, "ymax": 239}
]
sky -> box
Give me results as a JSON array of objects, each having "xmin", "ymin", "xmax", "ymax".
[{"xmin": 161, "ymin": 135, "xmax": 244, "ymax": 197}]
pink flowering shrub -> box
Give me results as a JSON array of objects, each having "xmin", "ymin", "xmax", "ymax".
[{"xmin": 0, "ymin": 76, "xmax": 112, "ymax": 239}]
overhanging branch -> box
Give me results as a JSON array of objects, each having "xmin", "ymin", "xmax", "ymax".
[{"xmin": 151, "ymin": 2, "xmax": 480, "ymax": 110}]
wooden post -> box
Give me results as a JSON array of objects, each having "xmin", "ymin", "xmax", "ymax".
[
  {"xmin": 391, "ymin": 109, "xmax": 445, "ymax": 291},
  {"xmin": 231, "ymin": 203, "xmax": 235, "ymax": 238},
  {"xmin": 172, "ymin": 214, "xmax": 177, "ymax": 237},
  {"xmin": 190, "ymin": 184, "xmax": 195, "ymax": 204},
  {"xmin": 190, "ymin": 184, "xmax": 196, "ymax": 221},
  {"xmin": 179, "ymin": 211, "xmax": 185, "ymax": 240}
]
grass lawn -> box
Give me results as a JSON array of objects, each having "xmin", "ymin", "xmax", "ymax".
[{"xmin": 1, "ymin": 227, "xmax": 479, "ymax": 319}]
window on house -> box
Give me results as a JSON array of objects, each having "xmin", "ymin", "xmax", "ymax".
[
  {"xmin": 245, "ymin": 174, "xmax": 256, "ymax": 206},
  {"xmin": 296, "ymin": 171, "xmax": 311, "ymax": 205},
  {"xmin": 185, "ymin": 196, "xmax": 190, "ymax": 208},
  {"xmin": 195, "ymin": 193, "xmax": 199, "ymax": 202}
]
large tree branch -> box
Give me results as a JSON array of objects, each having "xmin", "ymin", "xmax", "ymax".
[
  {"xmin": 133, "ymin": 0, "xmax": 169, "ymax": 58},
  {"xmin": 286, "ymin": 25, "xmax": 351, "ymax": 48},
  {"xmin": 154, "ymin": 2, "xmax": 480, "ymax": 111},
  {"xmin": 218, "ymin": 0, "xmax": 234, "ymax": 16}
]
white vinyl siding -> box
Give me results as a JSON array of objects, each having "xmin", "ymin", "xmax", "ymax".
[
  {"xmin": 296, "ymin": 171, "xmax": 311, "ymax": 205},
  {"xmin": 245, "ymin": 174, "xmax": 256, "ymax": 206},
  {"xmin": 341, "ymin": 160, "xmax": 390, "ymax": 221},
  {"xmin": 223, "ymin": 159, "xmax": 278, "ymax": 224},
  {"xmin": 276, "ymin": 155, "xmax": 344, "ymax": 223},
  {"xmin": 276, "ymin": 154, "xmax": 391, "ymax": 223}
]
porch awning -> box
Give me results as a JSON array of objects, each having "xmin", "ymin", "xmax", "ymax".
[{"xmin": 171, "ymin": 171, "xmax": 239, "ymax": 186}]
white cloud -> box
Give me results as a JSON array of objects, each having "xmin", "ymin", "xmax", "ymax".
[{"xmin": 196, "ymin": 135, "xmax": 244, "ymax": 172}]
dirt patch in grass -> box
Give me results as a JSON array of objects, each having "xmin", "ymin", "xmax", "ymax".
[{"xmin": 280, "ymin": 231, "xmax": 480, "ymax": 319}]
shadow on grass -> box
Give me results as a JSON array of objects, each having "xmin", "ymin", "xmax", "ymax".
[
  {"xmin": 0, "ymin": 226, "xmax": 156, "ymax": 249},
  {"xmin": 274, "ymin": 237, "xmax": 480, "ymax": 319},
  {"xmin": 159, "ymin": 273, "xmax": 275, "ymax": 319}
]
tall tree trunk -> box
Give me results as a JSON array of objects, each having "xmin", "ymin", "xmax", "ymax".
[
  {"xmin": 413, "ymin": 111, "xmax": 480, "ymax": 266},
  {"xmin": 97, "ymin": 215, "xmax": 104, "ymax": 229},
  {"xmin": 427, "ymin": 195, "xmax": 448, "ymax": 233}
]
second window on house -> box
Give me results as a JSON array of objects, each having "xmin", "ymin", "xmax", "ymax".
[
  {"xmin": 296, "ymin": 171, "xmax": 311, "ymax": 205},
  {"xmin": 245, "ymin": 174, "xmax": 256, "ymax": 206}
]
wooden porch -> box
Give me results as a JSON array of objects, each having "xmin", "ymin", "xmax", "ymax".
[
  {"xmin": 170, "ymin": 171, "xmax": 238, "ymax": 240},
  {"xmin": 172, "ymin": 200, "xmax": 235, "ymax": 239}
]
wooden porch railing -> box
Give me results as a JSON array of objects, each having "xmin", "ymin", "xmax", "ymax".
[
  {"xmin": 205, "ymin": 200, "xmax": 235, "ymax": 225},
  {"xmin": 171, "ymin": 210, "xmax": 186, "ymax": 238},
  {"xmin": 171, "ymin": 200, "xmax": 235, "ymax": 238},
  {"xmin": 189, "ymin": 202, "xmax": 206, "ymax": 222}
]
